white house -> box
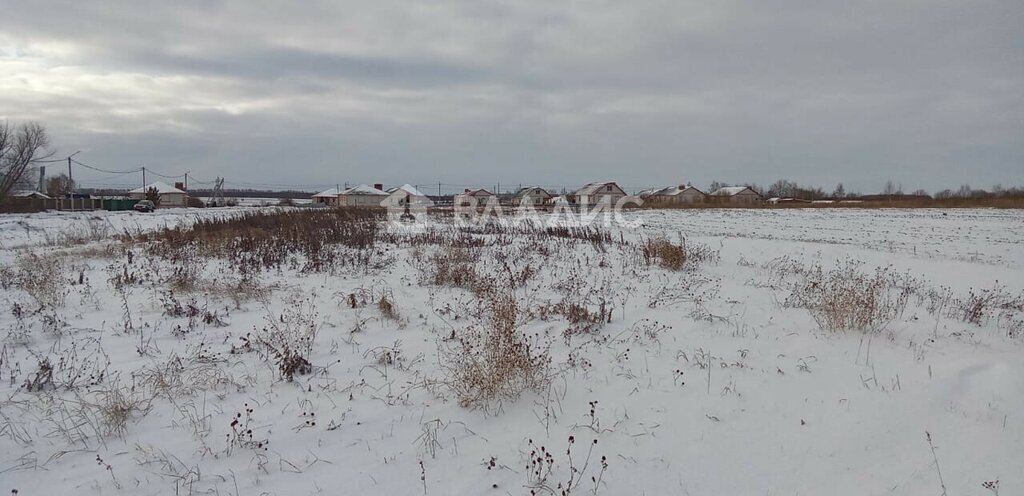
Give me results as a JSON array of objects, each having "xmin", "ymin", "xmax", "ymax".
[
  {"xmin": 338, "ymin": 184, "xmax": 388, "ymax": 207},
  {"xmin": 710, "ymin": 186, "xmax": 763, "ymax": 205},
  {"xmin": 312, "ymin": 187, "xmax": 342, "ymax": 206},
  {"xmin": 129, "ymin": 181, "xmax": 188, "ymax": 207},
  {"xmin": 640, "ymin": 184, "xmax": 706, "ymax": 205},
  {"xmin": 11, "ymin": 190, "xmax": 51, "ymax": 200},
  {"xmin": 381, "ymin": 184, "xmax": 431, "ymax": 209},
  {"xmin": 572, "ymin": 181, "xmax": 626, "ymax": 207},
  {"xmin": 455, "ymin": 188, "xmax": 496, "ymax": 208},
  {"xmin": 512, "ymin": 186, "xmax": 553, "ymax": 207}
]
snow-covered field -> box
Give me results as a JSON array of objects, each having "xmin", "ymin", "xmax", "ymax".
[
  {"xmin": 0, "ymin": 207, "xmax": 256, "ymax": 250},
  {"xmin": 0, "ymin": 208, "xmax": 1021, "ymax": 495}
]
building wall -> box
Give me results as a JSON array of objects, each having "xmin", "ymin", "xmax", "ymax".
[
  {"xmin": 160, "ymin": 193, "xmax": 187, "ymax": 207},
  {"xmin": 678, "ymin": 190, "xmax": 705, "ymax": 203},
  {"xmin": 515, "ymin": 193, "xmax": 551, "ymax": 206},
  {"xmin": 340, "ymin": 194, "xmax": 386, "ymax": 207},
  {"xmin": 728, "ymin": 191, "xmax": 762, "ymax": 205},
  {"xmin": 653, "ymin": 190, "xmax": 705, "ymax": 204},
  {"xmin": 456, "ymin": 193, "xmax": 496, "ymax": 207},
  {"xmin": 578, "ymin": 192, "xmax": 625, "ymax": 206}
]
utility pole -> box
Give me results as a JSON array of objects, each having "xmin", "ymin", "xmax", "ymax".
[
  {"xmin": 184, "ymin": 171, "xmax": 189, "ymax": 191},
  {"xmin": 142, "ymin": 167, "xmax": 147, "ymax": 189},
  {"xmin": 67, "ymin": 156, "xmax": 72, "ymax": 212},
  {"xmin": 67, "ymin": 151, "xmax": 80, "ymax": 211},
  {"xmin": 438, "ymin": 181, "xmax": 441, "ymax": 197}
]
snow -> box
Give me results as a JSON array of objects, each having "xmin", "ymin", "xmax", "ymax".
[
  {"xmin": 0, "ymin": 206, "xmax": 262, "ymax": 250},
  {"xmin": 312, "ymin": 188, "xmax": 341, "ymax": 197},
  {"xmin": 710, "ymin": 186, "xmax": 755, "ymax": 196},
  {"xmin": 129, "ymin": 181, "xmax": 187, "ymax": 194},
  {"xmin": 342, "ymin": 184, "xmax": 389, "ymax": 196},
  {"xmin": 574, "ymin": 181, "xmax": 620, "ymax": 196},
  {"xmin": 0, "ymin": 207, "xmax": 1021, "ymax": 495},
  {"xmin": 387, "ymin": 184, "xmax": 429, "ymax": 197},
  {"xmin": 642, "ymin": 185, "xmax": 703, "ymax": 196},
  {"xmin": 11, "ymin": 190, "xmax": 51, "ymax": 199}
]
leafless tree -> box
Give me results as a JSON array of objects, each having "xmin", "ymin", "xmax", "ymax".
[
  {"xmin": 881, "ymin": 180, "xmax": 904, "ymax": 196},
  {"xmin": 145, "ymin": 186, "xmax": 162, "ymax": 206},
  {"xmin": 46, "ymin": 173, "xmax": 76, "ymax": 198},
  {"xmin": 0, "ymin": 121, "xmax": 53, "ymax": 203}
]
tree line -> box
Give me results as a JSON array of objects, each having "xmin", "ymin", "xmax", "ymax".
[{"xmin": 706, "ymin": 179, "xmax": 1024, "ymax": 200}]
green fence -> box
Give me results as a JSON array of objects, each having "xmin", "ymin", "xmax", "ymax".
[{"xmin": 101, "ymin": 198, "xmax": 140, "ymax": 211}]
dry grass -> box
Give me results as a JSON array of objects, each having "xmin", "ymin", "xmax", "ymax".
[
  {"xmin": 641, "ymin": 236, "xmax": 719, "ymax": 271},
  {"xmin": 642, "ymin": 237, "xmax": 687, "ymax": 270},
  {"xmin": 136, "ymin": 208, "xmax": 383, "ymax": 274},
  {"xmin": 252, "ymin": 297, "xmax": 320, "ymax": 381},
  {"xmin": 641, "ymin": 197, "xmax": 1024, "ymax": 209},
  {"xmin": 785, "ymin": 260, "xmax": 918, "ymax": 332},
  {"xmin": 441, "ymin": 287, "xmax": 551, "ymax": 410},
  {"xmin": 419, "ymin": 247, "xmax": 481, "ymax": 290},
  {"xmin": 378, "ymin": 293, "xmax": 399, "ymax": 321},
  {"xmin": 4, "ymin": 254, "xmax": 69, "ymax": 310}
]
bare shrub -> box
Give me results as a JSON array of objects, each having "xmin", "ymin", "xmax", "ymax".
[
  {"xmin": 647, "ymin": 273, "xmax": 721, "ymax": 321},
  {"xmin": 419, "ymin": 247, "xmax": 480, "ymax": 290},
  {"xmin": 525, "ymin": 435, "xmax": 609, "ymax": 495},
  {"xmin": 785, "ymin": 259, "xmax": 917, "ymax": 332},
  {"xmin": 24, "ymin": 337, "xmax": 111, "ymax": 391},
  {"xmin": 538, "ymin": 300, "xmax": 611, "ymax": 337},
  {"xmin": 224, "ymin": 403, "xmax": 269, "ymax": 455},
  {"xmin": 378, "ymin": 292, "xmax": 399, "ymax": 321},
  {"xmin": 253, "ymin": 297, "xmax": 320, "ymax": 381},
  {"xmin": 162, "ymin": 245, "xmax": 202, "ymax": 291},
  {"xmin": 160, "ymin": 292, "xmax": 228, "ymax": 335},
  {"xmin": 441, "ymin": 287, "xmax": 551, "ymax": 410},
  {"xmin": 364, "ymin": 340, "xmax": 421, "ymax": 372},
  {"xmin": 948, "ymin": 285, "xmax": 1022, "ymax": 325},
  {"xmin": 23, "ymin": 357, "xmax": 54, "ymax": 392},
  {"xmin": 134, "ymin": 355, "xmax": 236, "ymax": 398},
  {"xmin": 215, "ymin": 272, "xmax": 271, "ymax": 309},
  {"xmin": 10, "ymin": 253, "xmax": 68, "ymax": 310},
  {"xmin": 642, "ymin": 237, "xmax": 686, "ymax": 270},
  {"xmin": 48, "ymin": 217, "xmax": 114, "ymax": 247},
  {"xmin": 641, "ymin": 235, "xmax": 719, "ymax": 271},
  {"xmin": 93, "ymin": 378, "xmax": 154, "ymax": 439}
]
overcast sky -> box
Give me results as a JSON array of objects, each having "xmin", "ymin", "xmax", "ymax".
[{"xmin": 1, "ymin": 0, "xmax": 1021, "ymax": 194}]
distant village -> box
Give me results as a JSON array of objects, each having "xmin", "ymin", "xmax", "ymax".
[
  {"xmin": 6, "ymin": 174, "xmax": 1023, "ymax": 213},
  {"xmin": 309, "ymin": 181, "xmax": 770, "ymax": 208}
]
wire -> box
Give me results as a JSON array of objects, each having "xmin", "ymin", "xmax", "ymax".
[
  {"xmin": 71, "ymin": 159, "xmax": 142, "ymax": 174},
  {"xmin": 145, "ymin": 168, "xmax": 186, "ymax": 179}
]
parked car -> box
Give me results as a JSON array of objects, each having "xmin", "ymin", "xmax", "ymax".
[{"xmin": 134, "ymin": 200, "xmax": 155, "ymax": 212}]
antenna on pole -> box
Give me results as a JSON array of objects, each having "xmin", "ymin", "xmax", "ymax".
[{"xmin": 210, "ymin": 177, "xmax": 225, "ymax": 207}]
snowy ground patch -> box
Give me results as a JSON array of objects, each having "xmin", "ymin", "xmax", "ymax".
[{"xmin": 0, "ymin": 207, "xmax": 1021, "ymax": 495}]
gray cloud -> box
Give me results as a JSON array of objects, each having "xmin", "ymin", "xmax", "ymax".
[{"xmin": 1, "ymin": 0, "xmax": 1020, "ymax": 194}]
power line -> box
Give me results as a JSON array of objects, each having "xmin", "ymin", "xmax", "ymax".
[
  {"xmin": 71, "ymin": 159, "xmax": 141, "ymax": 174},
  {"xmin": 145, "ymin": 168, "xmax": 186, "ymax": 179}
]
